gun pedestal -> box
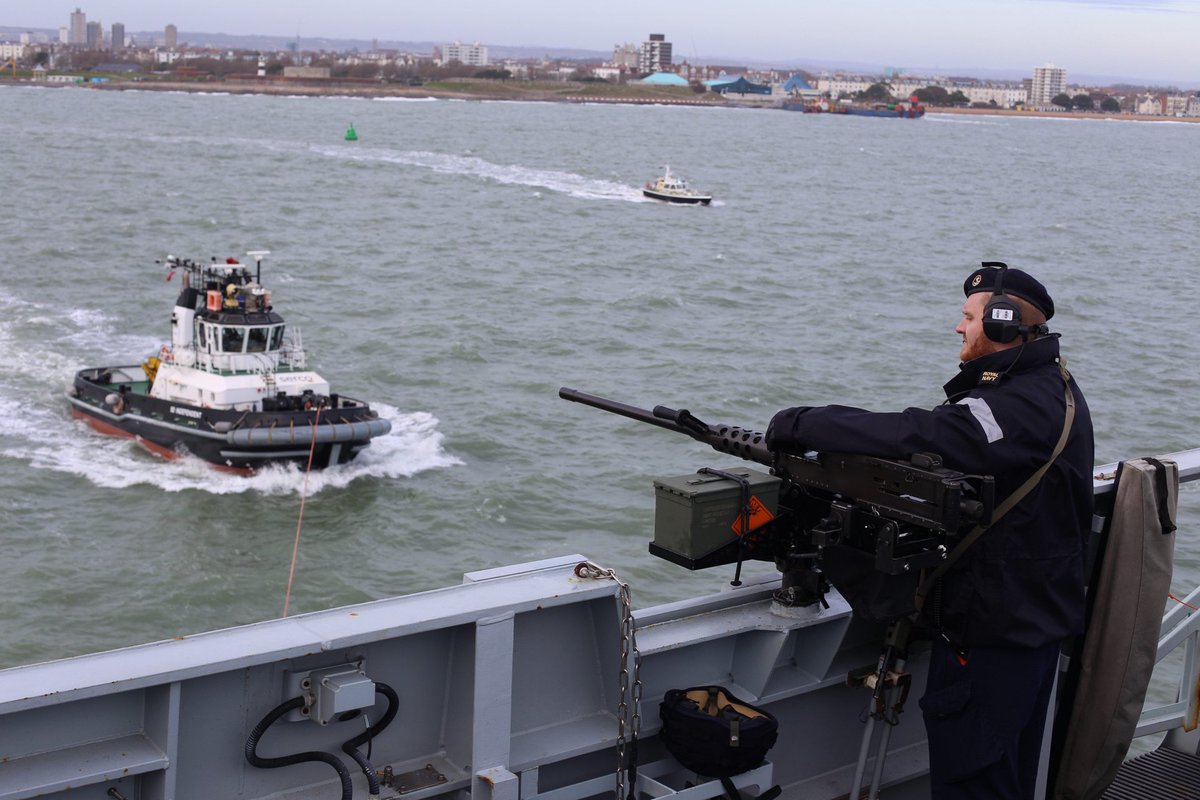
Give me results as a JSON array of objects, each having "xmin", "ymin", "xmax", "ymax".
[{"xmin": 771, "ymin": 556, "xmax": 828, "ymax": 611}]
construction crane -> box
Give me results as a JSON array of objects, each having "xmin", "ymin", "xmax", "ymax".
[{"xmin": 1, "ymin": 58, "xmax": 16, "ymax": 78}]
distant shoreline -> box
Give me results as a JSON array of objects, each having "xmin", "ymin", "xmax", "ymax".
[
  {"xmin": 925, "ymin": 105, "xmax": 1200, "ymax": 125},
  {"xmin": 9, "ymin": 78, "xmax": 1199, "ymax": 123}
]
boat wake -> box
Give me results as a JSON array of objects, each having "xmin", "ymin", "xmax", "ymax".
[
  {"xmin": 308, "ymin": 143, "xmax": 646, "ymax": 202},
  {"xmin": 12, "ymin": 402, "xmax": 458, "ymax": 496},
  {"xmin": 0, "ymin": 290, "xmax": 460, "ymax": 495},
  {"xmin": 136, "ymin": 132, "xmax": 645, "ymax": 203}
]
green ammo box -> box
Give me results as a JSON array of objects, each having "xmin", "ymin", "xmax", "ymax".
[{"xmin": 652, "ymin": 468, "xmax": 781, "ymax": 562}]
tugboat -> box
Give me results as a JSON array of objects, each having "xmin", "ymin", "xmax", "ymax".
[
  {"xmin": 642, "ymin": 165, "xmax": 712, "ymax": 205},
  {"xmin": 66, "ymin": 251, "xmax": 391, "ymax": 472}
]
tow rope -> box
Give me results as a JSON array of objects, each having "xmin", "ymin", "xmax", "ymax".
[{"xmin": 282, "ymin": 406, "xmax": 322, "ymax": 617}]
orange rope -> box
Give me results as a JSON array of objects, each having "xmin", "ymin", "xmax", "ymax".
[
  {"xmin": 1168, "ymin": 592, "xmax": 1199, "ymax": 612},
  {"xmin": 282, "ymin": 406, "xmax": 322, "ymax": 617}
]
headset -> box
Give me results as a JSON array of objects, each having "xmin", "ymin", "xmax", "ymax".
[{"xmin": 981, "ymin": 261, "xmax": 1046, "ymax": 343}]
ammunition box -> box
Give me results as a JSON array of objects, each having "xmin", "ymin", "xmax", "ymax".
[{"xmin": 652, "ymin": 468, "xmax": 781, "ymax": 561}]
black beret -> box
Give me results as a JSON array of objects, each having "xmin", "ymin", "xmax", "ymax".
[{"xmin": 963, "ymin": 265, "xmax": 1054, "ymax": 320}]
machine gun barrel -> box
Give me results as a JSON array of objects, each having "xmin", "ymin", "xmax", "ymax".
[{"xmin": 559, "ymin": 388, "xmax": 773, "ymax": 464}]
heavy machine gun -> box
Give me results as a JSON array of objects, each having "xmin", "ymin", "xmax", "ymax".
[{"xmin": 559, "ymin": 388, "xmax": 994, "ymax": 619}]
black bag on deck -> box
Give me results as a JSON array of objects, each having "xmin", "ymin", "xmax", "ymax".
[{"xmin": 659, "ymin": 686, "xmax": 779, "ymax": 778}]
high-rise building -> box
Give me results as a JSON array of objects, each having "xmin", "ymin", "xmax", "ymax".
[
  {"xmin": 85, "ymin": 20, "xmax": 101, "ymax": 50},
  {"xmin": 1030, "ymin": 64, "xmax": 1067, "ymax": 106},
  {"xmin": 111, "ymin": 22, "xmax": 124, "ymax": 50},
  {"xmin": 165, "ymin": 24, "xmax": 177, "ymax": 50},
  {"xmin": 69, "ymin": 8, "xmax": 86, "ymax": 45},
  {"xmin": 612, "ymin": 43, "xmax": 638, "ymax": 70},
  {"xmin": 638, "ymin": 34, "xmax": 672, "ymax": 74},
  {"xmin": 442, "ymin": 41, "xmax": 488, "ymax": 66}
]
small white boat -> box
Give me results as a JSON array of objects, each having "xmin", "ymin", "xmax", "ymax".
[{"xmin": 642, "ymin": 165, "xmax": 712, "ymax": 205}]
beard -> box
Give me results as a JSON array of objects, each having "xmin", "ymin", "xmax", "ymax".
[{"xmin": 960, "ymin": 335, "xmax": 993, "ymax": 363}]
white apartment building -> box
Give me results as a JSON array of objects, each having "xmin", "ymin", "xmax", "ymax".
[
  {"xmin": 815, "ymin": 74, "xmax": 873, "ymax": 97},
  {"xmin": 592, "ymin": 65, "xmax": 623, "ymax": 81},
  {"xmin": 442, "ymin": 41, "xmax": 488, "ymax": 66},
  {"xmin": 1165, "ymin": 94, "xmax": 1192, "ymax": 116},
  {"xmin": 612, "ymin": 43, "xmax": 638, "ymax": 70},
  {"xmin": 638, "ymin": 34, "xmax": 671, "ymax": 73},
  {"xmin": 0, "ymin": 42, "xmax": 28, "ymax": 59},
  {"xmin": 1136, "ymin": 94, "xmax": 1165, "ymax": 115},
  {"xmin": 1030, "ymin": 64, "xmax": 1067, "ymax": 106},
  {"xmin": 815, "ymin": 73, "xmax": 1029, "ymax": 107}
]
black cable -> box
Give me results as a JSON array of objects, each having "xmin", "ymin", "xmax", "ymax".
[
  {"xmin": 244, "ymin": 696, "xmax": 354, "ymax": 800},
  {"xmin": 340, "ymin": 682, "xmax": 400, "ymax": 796},
  {"xmin": 342, "ymin": 746, "xmax": 380, "ymax": 796}
]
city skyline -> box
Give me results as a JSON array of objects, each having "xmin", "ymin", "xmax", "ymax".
[{"xmin": 4, "ymin": 0, "xmax": 1200, "ymax": 87}]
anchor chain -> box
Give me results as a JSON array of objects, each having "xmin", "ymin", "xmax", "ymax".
[{"xmin": 576, "ymin": 561, "xmax": 643, "ymax": 800}]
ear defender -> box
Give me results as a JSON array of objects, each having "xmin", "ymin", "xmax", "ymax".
[{"xmin": 981, "ymin": 261, "xmax": 1024, "ymax": 343}]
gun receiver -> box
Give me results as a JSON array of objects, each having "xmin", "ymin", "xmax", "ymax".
[{"xmin": 559, "ymin": 387, "xmax": 995, "ymax": 619}]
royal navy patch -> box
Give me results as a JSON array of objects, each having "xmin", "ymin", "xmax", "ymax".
[{"xmin": 979, "ymin": 370, "xmax": 1002, "ymax": 385}]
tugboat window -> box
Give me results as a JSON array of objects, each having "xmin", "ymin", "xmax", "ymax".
[
  {"xmin": 247, "ymin": 327, "xmax": 269, "ymax": 353},
  {"xmin": 270, "ymin": 325, "xmax": 284, "ymax": 350},
  {"xmin": 222, "ymin": 326, "xmax": 246, "ymax": 353},
  {"xmin": 196, "ymin": 323, "xmax": 207, "ymax": 349}
]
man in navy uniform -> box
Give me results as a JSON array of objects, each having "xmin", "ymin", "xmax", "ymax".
[{"xmin": 766, "ymin": 264, "xmax": 1094, "ymax": 799}]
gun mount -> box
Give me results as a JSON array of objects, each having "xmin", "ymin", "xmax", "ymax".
[{"xmin": 559, "ymin": 388, "xmax": 995, "ymax": 619}]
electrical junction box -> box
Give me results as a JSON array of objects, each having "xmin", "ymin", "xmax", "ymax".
[
  {"xmin": 652, "ymin": 468, "xmax": 780, "ymax": 563},
  {"xmin": 283, "ymin": 661, "xmax": 376, "ymax": 725}
]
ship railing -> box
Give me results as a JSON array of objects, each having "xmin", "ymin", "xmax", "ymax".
[
  {"xmin": 278, "ymin": 327, "xmax": 306, "ymax": 370},
  {"xmin": 1136, "ymin": 584, "xmax": 1200, "ymax": 741},
  {"xmin": 186, "ymin": 345, "xmax": 306, "ymax": 375}
]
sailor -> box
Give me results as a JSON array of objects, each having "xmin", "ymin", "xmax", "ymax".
[{"xmin": 765, "ymin": 264, "xmax": 1094, "ymax": 799}]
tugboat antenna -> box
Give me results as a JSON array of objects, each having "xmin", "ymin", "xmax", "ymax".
[{"xmin": 247, "ymin": 250, "xmax": 271, "ymax": 284}]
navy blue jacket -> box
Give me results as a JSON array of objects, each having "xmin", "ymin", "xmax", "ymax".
[{"xmin": 766, "ymin": 337, "xmax": 1094, "ymax": 648}]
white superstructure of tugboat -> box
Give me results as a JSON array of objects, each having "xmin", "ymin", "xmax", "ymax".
[{"xmin": 66, "ymin": 251, "xmax": 391, "ymax": 472}]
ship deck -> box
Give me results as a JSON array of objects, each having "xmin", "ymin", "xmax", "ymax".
[{"xmin": 1103, "ymin": 746, "xmax": 1200, "ymax": 799}]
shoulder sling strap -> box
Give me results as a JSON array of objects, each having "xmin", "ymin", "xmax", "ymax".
[{"xmin": 914, "ymin": 359, "xmax": 1077, "ymax": 612}]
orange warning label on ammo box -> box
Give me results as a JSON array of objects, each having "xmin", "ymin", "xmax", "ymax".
[{"xmin": 732, "ymin": 495, "xmax": 775, "ymax": 535}]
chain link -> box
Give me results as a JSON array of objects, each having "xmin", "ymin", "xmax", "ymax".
[{"xmin": 576, "ymin": 561, "xmax": 642, "ymax": 800}]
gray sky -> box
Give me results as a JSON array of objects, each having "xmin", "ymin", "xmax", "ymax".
[{"xmin": 5, "ymin": 0, "xmax": 1198, "ymax": 85}]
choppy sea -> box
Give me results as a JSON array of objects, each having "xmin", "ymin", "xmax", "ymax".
[{"xmin": 0, "ymin": 85, "xmax": 1196, "ymax": 674}]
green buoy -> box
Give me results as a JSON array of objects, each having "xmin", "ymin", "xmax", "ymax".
[{"xmin": 345, "ymin": 124, "xmax": 358, "ymax": 142}]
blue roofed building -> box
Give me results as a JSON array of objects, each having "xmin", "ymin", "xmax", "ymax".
[
  {"xmin": 705, "ymin": 75, "xmax": 771, "ymax": 96},
  {"xmin": 639, "ymin": 71, "xmax": 689, "ymax": 86},
  {"xmin": 782, "ymin": 73, "xmax": 821, "ymax": 102},
  {"xmin": 783, "ymin": 74, "xmax": 815, "ymax": 93}
]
